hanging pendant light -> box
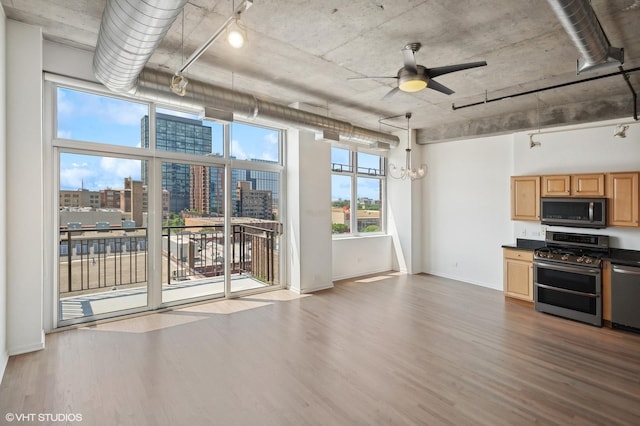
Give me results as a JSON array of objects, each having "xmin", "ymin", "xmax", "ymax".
[{"xmin": 388, "ymin": 112, "xmax": 427, "ymax": 180}]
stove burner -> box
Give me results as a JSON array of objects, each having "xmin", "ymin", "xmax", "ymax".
[{"xmin": 534, "ymin": 247, "xmax": 605, "ymax": 267}]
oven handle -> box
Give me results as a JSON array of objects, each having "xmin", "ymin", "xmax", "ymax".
[
  {"xmin": 589, "ymin": 201, "xmax": 594, "ymax": 223},
  {"xmin": 535, "ymin": 283, "xmax": 600, "ymax": 298},
  {"xmin": 612, "ymin": 265, "xmax": 640, "ymax": 275},
  {"xmin": 534, "ymin": 261, "xmax": 600, "ymax": 276}
]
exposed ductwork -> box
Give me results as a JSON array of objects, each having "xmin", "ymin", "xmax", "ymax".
[
  {"xmin": 135, "ymin": 69, "xmax": 399, "ymax": 147},
  {"xmin": 546, "ymin": 0, "xmax": 623, "ymax": 74},
  {"xmin": 93, "ymin": 0, "xmax": 188, "ymax": 93},
  {"xmin": 92, "ymin": 0, "xmax": 397, "ymax": 147}
]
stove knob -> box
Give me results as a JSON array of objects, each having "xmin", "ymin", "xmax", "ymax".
[
  {"xmin": 561, "ymin": 254, "xmax": 569, "ymax": 261},
  {"xmin": 584, "ymin": 257, "xmax": 593, "ymax": 264},
  {"xmin": 576, "ymin": 256, "xmax": 584, "ymax": 263},
  {"xmin": 547, "ymin": 253, "xmax": 553, "ymax": 259}
]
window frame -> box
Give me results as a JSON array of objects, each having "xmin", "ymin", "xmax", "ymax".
[{"xmin": 331, "ymin": 145, "xmax": 386, "ymax": 237}]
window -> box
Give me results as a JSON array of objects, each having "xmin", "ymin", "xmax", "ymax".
[{"xmin": 331, "ymin": 147, "xmax": 385, "ymax": 235}]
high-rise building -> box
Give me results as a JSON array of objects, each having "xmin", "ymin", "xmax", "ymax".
[
  {"xmin": 235, "ymin": 181, "xmax": 273, "ymax": 220},
  {"xmin": 190, "ymin": 165, "xmax": 210, "ymax": 214},
  {"xmin": 141, "ymin": 113, "xmax": 213, "ymax": 214}
]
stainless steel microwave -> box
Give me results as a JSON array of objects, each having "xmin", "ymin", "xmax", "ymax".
[{"xmin": 540, "ymin": 197, "xmax": 607, "ymax": 228}]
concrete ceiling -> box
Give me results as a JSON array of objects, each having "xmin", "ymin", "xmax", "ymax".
[{"xmin": 2, "ymin": 0, "xmax": 640, "ymax": 143}]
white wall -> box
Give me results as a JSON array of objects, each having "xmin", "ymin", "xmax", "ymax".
[
  {"xmin": 0, "ymin": 5, "xmax": 9, "ymax": 379},
  {"xmin": 6, "ymin": 20, "xmax": 45, "ymax": 355},
  {"xmin": 332, "ymin": 235, "xmax": 393, "ymax": 280},
  {"xmin": 422, "ymin": 120, "xmax": 640, "ymax": 291},
  {"xmin": 287, "ymin": 129, "xmax": 334, "ymax": 293},
  {"xmin": 423, "ymin": 135, "xmax": 513, "ymax": 290}
]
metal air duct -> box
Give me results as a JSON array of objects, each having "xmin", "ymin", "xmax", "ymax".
[
  {"xmin": 546, "ymin": 0, "xmax": 623, "ymax": 74},
  {"xmin": 135, "ymin": 69, "xmax": 399, "ymax": 147},
  {"xmin": 92, "ymin": 0, "xmax": 397, "ymax": 146},
  {"xmin": 93, "ymin": 0, "xmax": 188, "ymax": 93}
]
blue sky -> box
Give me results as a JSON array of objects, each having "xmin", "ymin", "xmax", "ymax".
[{"xmin": 57, "ymin": 87, "xmax": 381, "ymax": 200}]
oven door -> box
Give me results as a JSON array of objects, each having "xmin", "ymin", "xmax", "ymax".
[{"xmin": 534, "ymin": 261, "xmax": 602, "ymax": 326}]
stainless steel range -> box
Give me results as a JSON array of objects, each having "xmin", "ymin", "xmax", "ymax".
[{"xmin": 533, "ymin": 231, "xmax": 610, "ymax": 327}]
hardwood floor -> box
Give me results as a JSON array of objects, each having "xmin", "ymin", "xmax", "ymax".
[{"xmin": 2, "ymin": 272, "xmax": 640, "ymax": 425}]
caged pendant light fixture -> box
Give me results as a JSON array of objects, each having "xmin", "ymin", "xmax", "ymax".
[{"xmin": 388, "ymin": 113, "xmax": 428, "ymax": 180}]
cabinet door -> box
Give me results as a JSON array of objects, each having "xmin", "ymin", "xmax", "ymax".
[
  {"xmin": 504, "ymin": 258, "xmax": 533, "ymax": 301},
  {"xmin": 503, "ymin": 249, "xmax": 533, "ymax": 302},
  {"xmin": 571, "ymin": 174, "xmax": 605, "ymax": 196},
  {"xmin": 607, "ymin": 172, "xmax": 639, "ymax": 227},
  {"xmin": 541, "ymin": 175, "xmax": 570, "ymax": 196},
  {"xmin": 511, "ymin": 176, "xmax": 540, "ymax": 221}
]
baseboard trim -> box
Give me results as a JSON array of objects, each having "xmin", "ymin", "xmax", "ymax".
[{"xmin": 8, "ymin": 330, "xmax": 45, "ymax": 356}]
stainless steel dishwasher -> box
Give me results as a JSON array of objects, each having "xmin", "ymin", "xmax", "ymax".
[{"xmin": 611, "ymin": 264, "xmax": 640, "ymax": 332}]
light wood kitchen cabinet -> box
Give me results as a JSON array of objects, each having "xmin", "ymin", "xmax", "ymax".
[
  {"xmin": 571, "ymin": 173, "xmax": 605, "ymax": 197},
  {"xmin": 511, "ymin": 176, "xmax": 540, "ymax": 221},
  {"xmin": 607, "ymin": 172, "xmax": 640, "ymax": 227},
  {"xmin": 503, "ymin": 248, "xmax": 534, "ymax": 302},
  {"xmin": 541, "ymin": 175, "xmax": 570, "ymax": 196},
  {"xmin": 541, "ymin": 173, "xmax": 605, "ymax": 197},
  {"xmin": 602, "ymin": 261, "xmax": 611, "ymax": 323}
]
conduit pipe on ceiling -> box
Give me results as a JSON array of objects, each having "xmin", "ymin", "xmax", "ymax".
[
  {"xmin": 546, "ymin": 0, "xmax": 623, "ymax": 74},
  {"xmin": 93, "ymin": 0, "xmax": 188, "ymax": 93},
  {"xmin": 135, "ymin": 69, "xmax": 400, "ymax": 147}
]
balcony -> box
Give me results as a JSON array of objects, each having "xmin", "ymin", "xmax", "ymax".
[{"xmin": 58, "ymin": 222, "xmax": 280, "ymax": 321}]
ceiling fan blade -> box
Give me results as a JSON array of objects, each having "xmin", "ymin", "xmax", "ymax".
[
  {"xmin": 427, "ymin": 61, "xmax": 487, "ymax": 78},
  {"xmin": 382, "ymin": 87, "xmax": 400, "ymax": 100},
  {"xmin": 348, "ymin": 76, "xmax": 398, "ymax": 80},
  {"xmin": 401, "ymin": 48, "xmax": 418, "ymax": 74},
  {"xmin": 426, "ymin": 79, "xmax": 454, "ymax": 95}
]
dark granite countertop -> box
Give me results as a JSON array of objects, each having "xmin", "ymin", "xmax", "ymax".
[
  {"xmin": 501, "ymin": 238, "xmax": 545, "ymax": 251},
  {"xmin": 502, "ymin": 239, "xmax": 640, "ymax": 267}
]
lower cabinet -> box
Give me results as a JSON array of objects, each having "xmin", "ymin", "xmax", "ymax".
[{"xmin": 503, "ymin": 248, "xmax": 534, "ymax": 302}]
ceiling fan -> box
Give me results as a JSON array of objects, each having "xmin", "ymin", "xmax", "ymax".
[{"xmin": 349, "ymin": 42, "xmax": 487, "ymax": 99}]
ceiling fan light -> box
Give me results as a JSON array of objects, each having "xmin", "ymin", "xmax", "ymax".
[{"xmin": 398, "ymin": 77, "xmax": 427, "ymax": 92}]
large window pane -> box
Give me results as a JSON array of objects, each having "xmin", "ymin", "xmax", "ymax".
[
  {"xmin": 58, "ymin": 153, "xmax": 148, "ymax": 323},
  {"xmin": 56, "ymin": 87, "xmax": 148, "ymax": 147},
  {"xmin": 331, "ymin": 147, "xmax": 352, "ymax": 172},
  {"xmin": 152, "ymin": 108, "xmax": 224, "ymax": 156},
  {"xmin": 357, "ymin": 177, "xmax": 382, "ymax": 232},
  {"xmin": 230, "ymin": 122, "xmax": 280, "ymax": 162},
  {"xmin": 231, "ymin": 167, "xmax": 281, "ymax": 292},
  {"xmin": 357, "ymin": 152, "xmax": 384, "ymax": 176},
  {"xmin": 332, "ymin": 175, "xmax": 351, "ymax": 234},
  {"xmin": 161, "ymin": 162, "xmax": 225, "ymax": 304}
]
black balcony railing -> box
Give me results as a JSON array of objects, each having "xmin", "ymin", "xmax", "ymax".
[
  {"xmin": 59, "ymin": 222, "xmax": 279, "ymax": 296},
  {"xmin": 163, "ymin": 223, "xmax": 279, "ymax": 286},
  {"xmin": 59, "ymin": 226, "xmax": 148, "ymax": 295}
]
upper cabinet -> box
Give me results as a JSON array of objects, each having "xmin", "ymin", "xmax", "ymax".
[
  {"xmin": 607, "ymin": 172, "xmax": 639, "ymax": 227},
  {"xmin": 511, "ymin": 176, "xmax": 540, "ymax": 221},
  {"xmin": 541, "ymin": 174, "xmax": 605, "ymax": 197},
  {"xmin": 541, "ymin": 175, "xmax": 570, "ymax": 196},
  {"xmin": 571, "ymin": 174, "xmax": 606, "ymax": 197}
]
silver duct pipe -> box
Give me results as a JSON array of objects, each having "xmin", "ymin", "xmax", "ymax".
[
  {"xmin": 135, "ymin": 69, "xmax": 400, "ymax": 147},
  {"xmin": 546, "ymin": 0, "xmax": 623, "ymax": 74},
  {"xmin": 93, "ymin": 0, "xmax": 188, "ymax": 92},
  {"xmin": 92, "ymin": 0, "xmax": 397, "ymax": 146}
]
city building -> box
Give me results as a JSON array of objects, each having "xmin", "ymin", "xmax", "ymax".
[
  {"xmin": 235, "ymin": 181, "xmax": 273, "ymax": 220},
  {"xmin": 141, "ymin": 113, "xmax": 213, "ymax": 214},
  {"xmin": 59, "ymin": 189, "xmax": 100, "ymax": 209},
  {"xmin": 189, "ymin": 165, "xmax": 210, "ymax": 215}
]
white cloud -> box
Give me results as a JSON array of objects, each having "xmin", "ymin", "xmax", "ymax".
[
  {"xmin": 60, "ymin": 164, "xmax": 97, "ymax": 190},
  {"xmin": 57, "ymin": 129, "xmax": 73, "ymax": 139},
  {"xmin": 231, "ymin": 139, "xmax": 248, "ymax": 160},
  {"xmin": 100, "ymin": 157, "xmax": 142, "ymax": 180},
  {"xmin": 264, "ymin": 132, "xmax": 278, "ymax": 145}
]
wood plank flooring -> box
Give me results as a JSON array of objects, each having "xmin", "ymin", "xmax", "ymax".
[{"xmin": 1, "ymin": 272, "xmax": 639, "ymax": 425}]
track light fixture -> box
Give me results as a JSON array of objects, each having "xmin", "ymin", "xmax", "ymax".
[
  {"xmin": 170, "ymin": 73, "xmax": 189, "ymax": 96},
  {"xmin": 227, "ymin": 15, "xmax": 247, "ymax": 48}
]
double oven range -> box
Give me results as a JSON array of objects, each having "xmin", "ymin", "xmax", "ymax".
[{"xmin": 533, "ymin": 231, "xmax": 609, "ymax": 327}]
